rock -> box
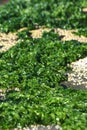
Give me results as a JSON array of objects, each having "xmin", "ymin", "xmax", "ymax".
[
  {"xmin": 82, "ymin": 8, "xmax": 87, "ymax": 13},
  {"xmin": 0, "ymin": 93, "xmax": 5, "ymax": 101},
  {"xmin": 61, "ymin": 57, "xmax": 87, "ymax": 90},
  {"xmin": 0, "ymin": 32, "xmax": 19, "ymax": 52},
  {"xmin": 0, "ymin": 89, "xmax": 3, "ymax": 93},
  {"xmin": 21, "ymin": 125, "xmax": 62, "ymax": 130}
]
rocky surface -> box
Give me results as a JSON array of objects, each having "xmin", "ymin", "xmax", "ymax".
[
  {"xmin": 61, "ymin": 57, "xmax": 87, "ymax": 90},
  {"xmin": 0, "ymin": 27, "xmax": 87, "ymax": 130},
  {"xmin": 55, "ymin": 28, "xmax": 87, "ymax": 43},
  {"xmin": 0, "ymin": 32, "xmax": 19, "ymax": 52},
  {"xmin": 30, "ymin": 27, "xmax": 87, "ymax": 43},
  {"xmin": 82, "ymin": 8, "xmax": 87, "ymax": 13},
  {"xmin": 29, "ymin": 27, "xmax": 87, "ymax": 90},
  {"xmin": 13, "ymin": 125, "xmax": 62, "ymax": 130},
  {"xmin": 0, "ymin": 27, "xmax": 87, "ymax": 90},
  {"xmin": 1, "ymin": 27, "xmax": 87, "ymax": 53}
]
